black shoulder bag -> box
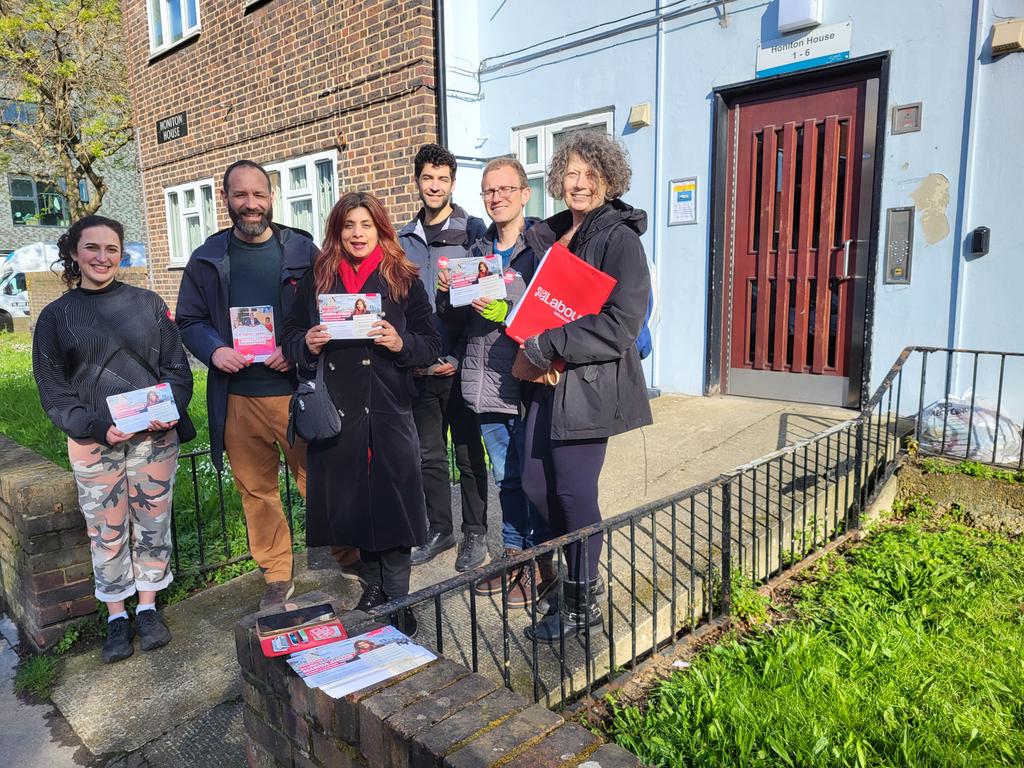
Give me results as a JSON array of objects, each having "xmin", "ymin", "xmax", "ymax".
[{"xmin": 287, "ymin": 359, "xmax": 341, "ymax": 446}]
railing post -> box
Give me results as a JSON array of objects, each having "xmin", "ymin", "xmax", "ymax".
[
  {"xmin": 853, "ymin": 419, "xmax": 865, "ymax": 529},
  {"xmin": 721, "ymin": 479, "xmax": 733, "ymax": 617}
]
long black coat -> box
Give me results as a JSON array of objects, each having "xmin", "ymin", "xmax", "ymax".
[
  {"xmin": 524, "ymin": 200, "xmax": 654, "ymax": 440},
  {"xmin": 283, "ymin": 267, "xmax": 440, "ymax": 551}
]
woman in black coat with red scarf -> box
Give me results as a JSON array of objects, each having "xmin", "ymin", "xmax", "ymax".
[{"xmin": 284, "ymin": 191, "xmax": 440, "ymax": 635}]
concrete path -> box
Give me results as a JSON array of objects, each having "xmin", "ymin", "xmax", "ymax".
[
  {"xmin": 34, "ymin": 393, "xmax": 853, "ymax": 763},
  {"xmin": 0, "ymin": 616, "xmax": 93, "ymax": 768}
]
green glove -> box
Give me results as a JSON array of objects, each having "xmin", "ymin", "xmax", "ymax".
[{"xmin": 481, "ymin": 299, "xmax": 510, "ymax": 323}]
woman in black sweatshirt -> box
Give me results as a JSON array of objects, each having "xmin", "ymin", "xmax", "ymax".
[{"xmin": 32, "ymin": 215, "xmax": 194, "ymax": 664}]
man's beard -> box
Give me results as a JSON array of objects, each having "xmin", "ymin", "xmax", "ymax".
[{"xmin": 229, "ymin": 203, "xmax": 273, "ymax": 237}]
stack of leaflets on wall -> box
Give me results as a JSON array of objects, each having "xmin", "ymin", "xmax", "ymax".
[
  {"xmin": 504, "ymin": 242, "xmax": 616, "ymax": 344},
  {"xmin": 440, "ymin": 254, "xmax": 507, "ymax": 307},
  {"xmin": 287, "ymin": 625, "xmax": 436, "ymax": 699},
  {"xmin": 106, "ymin": 383, "xmax": 179, "ymax": 433},
  {"xmin": 318, "ymin": 293, "xmax": 382, "ymax": 340},
  {"xmin": 256, "ymin": 603, "xmax": 348, "ymax": 658},
  {"xmin": 229, "ymin": 305, "xmax": 277, "ymax": 363}
]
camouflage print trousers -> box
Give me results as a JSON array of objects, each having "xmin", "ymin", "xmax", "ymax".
[{"xmin": 68, "ymin": 431, "xmax": 179, "ymax": 602}]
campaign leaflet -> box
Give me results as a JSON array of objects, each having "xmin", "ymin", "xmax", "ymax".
[
  {"xmin": 318, "ymin": 293, "xmax": 382, "ymax": 340},
  {"xmin": 287, "ymin": 625, "xmax": 436, "ymax": 699},
  {"xmin": 229, "ymin": 305, "xmax": 276, "ymax": 363},
  {"xmin": 443, "ymin": 254, "xmax": 507, "ymax": 308},
  {"xmin": 105, "ymin": 383, "xmax": 179, "ymax": 434},
  {"xmin": 504, "ymin": 243, "xmax": 617, "ymax": 344}
]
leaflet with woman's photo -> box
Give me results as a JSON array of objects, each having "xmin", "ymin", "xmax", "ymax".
[
  {"xmin": 318, "ymin": 293, "xmax": 382, "ymax": 340},
  {"xmin": 287, "ymin": 625, "xmax": 436, "ymax": 699},
  {"xmin": 106, "ymin": 383, "xmax": 179, "ymax": 434},
  {"xmin": 446, "ymin": 255, "xmax": 507, "ymax": 308},
  {"xmin": 229, "ymin": 305, "xmax": 276, "ymax": 362}
]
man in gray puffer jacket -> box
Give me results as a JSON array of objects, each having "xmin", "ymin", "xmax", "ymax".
[{"xmin": 437, "ymin": 157, "xmax": 555, "ymax": 607}]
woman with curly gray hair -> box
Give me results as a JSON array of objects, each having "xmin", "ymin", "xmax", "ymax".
[{"xmin": 518, "ymin": 130, "xmax": 653, "ymax": 643}]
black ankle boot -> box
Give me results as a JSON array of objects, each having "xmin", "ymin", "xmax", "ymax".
[
  {"xmin": 536, "ymin": 573, "xmax": 604, "ymax": 617},
  {"xmin": 524, "ymin": 578, "xmax": 603, "ymax": 644}
]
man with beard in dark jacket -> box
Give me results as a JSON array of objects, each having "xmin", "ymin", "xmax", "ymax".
[
  {"xmin": 397, "ymin": 144, "xmax": 490, "ymax": 573},
  {"xmin": 176, "ymin": 160, "xmax": 358, "ymax": 612}
]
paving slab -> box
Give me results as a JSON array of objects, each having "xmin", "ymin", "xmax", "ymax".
[{"xmin": 0, "ymin": 626, "xmax": 90, "ymax": 768}]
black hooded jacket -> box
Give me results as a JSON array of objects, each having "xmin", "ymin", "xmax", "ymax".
[{"xmin": 524, "ymin": 200, "xmax": 653, "ymax": 440}]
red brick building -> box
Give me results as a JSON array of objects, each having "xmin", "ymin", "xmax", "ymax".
[{"xmin": 121, "ymin": 0, "xmax": 439, "ymax": 307}]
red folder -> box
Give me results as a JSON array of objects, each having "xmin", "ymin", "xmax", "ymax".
[{"xmin": 505, "ymin": 243, "xmax": 617, "ymax": 344}]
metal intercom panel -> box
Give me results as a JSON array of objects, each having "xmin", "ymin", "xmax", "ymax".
[{"xmin": 884, "ymin": 207, "xmax": 914, "ymax": 284}]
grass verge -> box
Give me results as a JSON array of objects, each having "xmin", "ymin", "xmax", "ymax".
[{"xmin": 604, "ymin": 497, "xmax": 1024, "ymax": 767}]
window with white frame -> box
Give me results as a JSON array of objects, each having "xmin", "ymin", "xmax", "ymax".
[
  {"xmin": 147, "ymin": 0, "xmax": 201, "ymax": 56},
  {"xmin": 265, "ymin": 151, "xmax": 338, "ymax": 246},
  {"xmin": 165, "ymin": 179, "xmax": 216, "ymax": 267},
  {"xmin": 512, "ymin": 110, "xmax": 615, "ymax": 219}
]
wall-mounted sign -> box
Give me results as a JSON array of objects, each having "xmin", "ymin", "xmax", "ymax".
[
  {"xmin": 668, "ymin": 177, "xmax": 698, "ymax": 226},
  {"xmin": 156, "ymin": 111, "xmax": 188, "ymax": 144},
  {"xmin": 756, "ymin": 21, "xmax": 852, "ymax": 79}
]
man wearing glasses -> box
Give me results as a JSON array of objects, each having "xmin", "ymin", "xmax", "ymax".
[{"xmin": 436, "ymin": 157, "xmax": 556, "ymax": 607}]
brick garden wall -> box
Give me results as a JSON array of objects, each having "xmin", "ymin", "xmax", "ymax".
[
  {"xmin": 236, "ymin": 595, "xmax": 644, "ymax": 768},
  {"xmin": 26, "ymin": 267, "xmax": 151, "ymax": 322},
  {"xmin": 0, "ymin": 436, "xmax": 94, "ymax": 651},
  {"xmin": 120, "ymin": 0, "xmax": 439, "ymax": 310}
]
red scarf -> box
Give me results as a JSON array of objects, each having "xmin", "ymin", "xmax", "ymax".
[{"xmin": 338, "ymin": 245, "xmax": 384, "ymax": 293}]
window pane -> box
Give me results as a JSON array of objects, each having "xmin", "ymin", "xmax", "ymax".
[
  {"xmin": 201, "ymin": 185, "xmax": 215, "ymax": 236},
  {"xmin": 525, "ymin": 178, "xmax": 545, "ymax": 219},
  {"xmin": 290, "ymin": 198, "xmax": 313, "ymax": 233},
  {"xmin": 185, "ymin": 213, "xmax": 202, "ymax": 254},
  {"xmin": 268, "ymin": 171, "xmax": 282, "ymax": 220},
  {"xmin": 183, "ymin": 187, "xmax": 196, "ymax": 210},
  {"xmin": 168, "ymin": 0, "xmax": 184, "ymax": 43},
  {"xmin": 525, "ymin": 136, "xmax": 539, "ymax": 166},
  {"xmin": 9, "ymin": 177, "xmax": 34, "ymax": 199},
  {"xmin": 78, "ymin": 179, "xmax": 90, "ymax": 203},
  {"xmin": 289, "ymin": 165, "xmax": 308, "ymax": 192},
  {"xmin": 185, "ymin": 0, "xmax": 198, "ymax": 29},
  {"xmin": 149, "ymin": 0, "xmax": 163, "ymax": 47},
  {"xmin": 167, "ymin": 192, "xmax": 182, "ymax": 260},
  {"xmin": 552, "ymin": 123, "xmax": 607, "ymax": 154},
  {"xmin": 38, "ymin": 192, "xmax": 68, "ymax": 226},
  {"xmin": 315, "ymin": 160, "xmax": 335, "ymax": 243},
  {"xmin": 10, "ymin": 198, "xmax": 37, "ymax": 226}
]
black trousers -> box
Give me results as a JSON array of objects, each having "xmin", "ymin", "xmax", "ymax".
[
  {"xmin": 358, "ymin": 547, "xmax": 412, "ymax": 599},
  {"xmin": 521, "ymin": 385, "xmax": 608, "ymax": 583},
  {"xmin": 412, "ymin": 373, "xmax": 488, "ymax": 536}
]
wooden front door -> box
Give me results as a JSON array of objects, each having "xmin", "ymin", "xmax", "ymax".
[{"xmin": 722, "ymin": 73, "xmax": 878, "ymax": 406}]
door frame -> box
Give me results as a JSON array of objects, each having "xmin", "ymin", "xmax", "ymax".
[{"xmin": 705, "ymin": 53, "xmax": 891, "ymax": 409}]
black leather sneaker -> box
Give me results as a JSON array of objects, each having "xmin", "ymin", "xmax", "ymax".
[
  {"xmin": 101, "ymin": 617, "xmax": 134, "ymax": 664},
  {"xmin": 454, "ymin": 532, "xmax": 488, "ymax": 572},
  {"xmin": 136, "ymin": 610, "xmax": 172, "ymax": 652},
  {"xmin": 410, "ymin": 529, "xmax": 456, "ymax": 565}
]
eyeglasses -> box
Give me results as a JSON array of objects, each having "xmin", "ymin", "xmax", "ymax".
[{"xmin": 479, "ymin": 186, "xmax": 524, "ymax": 200}]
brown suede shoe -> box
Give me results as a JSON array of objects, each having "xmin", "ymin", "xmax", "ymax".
[
  {"xmin": 474, "ymin": 548, "xmax": 521, "ymax": 596},
  {"xmin": 259, "ymin": 580, "xmax": 294, "ymax": 612},
  {"xmin": 330, "ymin": 546, "xmax": 362, "ymax": 581}
]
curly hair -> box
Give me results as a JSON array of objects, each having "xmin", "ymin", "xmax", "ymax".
[
  {"xmin": 56, "ymin": 215, "xmax": 125, "ymax": 290},
  {"xmin": 546, "ymin": 131, "xmax": 632, "ymax": 202},
  {"xmin": 414, "ymin": 144, "xmax": 458, "ymax": 179}
]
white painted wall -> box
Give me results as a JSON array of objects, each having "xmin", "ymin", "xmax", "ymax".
[{"xmin": 444, "ymin": 0, "xmax": 1024, "ymax": 414}]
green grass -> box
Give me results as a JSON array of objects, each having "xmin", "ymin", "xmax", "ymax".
[
  {"xmin": 918, "ymin": 457, "xmax": 1024, "ymax": 484},
  {"xmin": 0, "ymin": 331, "xmax": 306, "ymax": 591},
  {"xmin": 606, "ymin": 502, "xmax": 1024, "ymax": 767},
  {"xmin": 13, "ymin": 655, "xmax": 59, "ymax": 699}
]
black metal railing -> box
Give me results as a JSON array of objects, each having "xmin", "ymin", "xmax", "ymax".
[
  {"xmin": 361, "ymin": 345, "xmax": 1023, "ymax": 707},
  {"xmin": 165, "ymin": 346, "xmax": 1022, "ymax": 698}
]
